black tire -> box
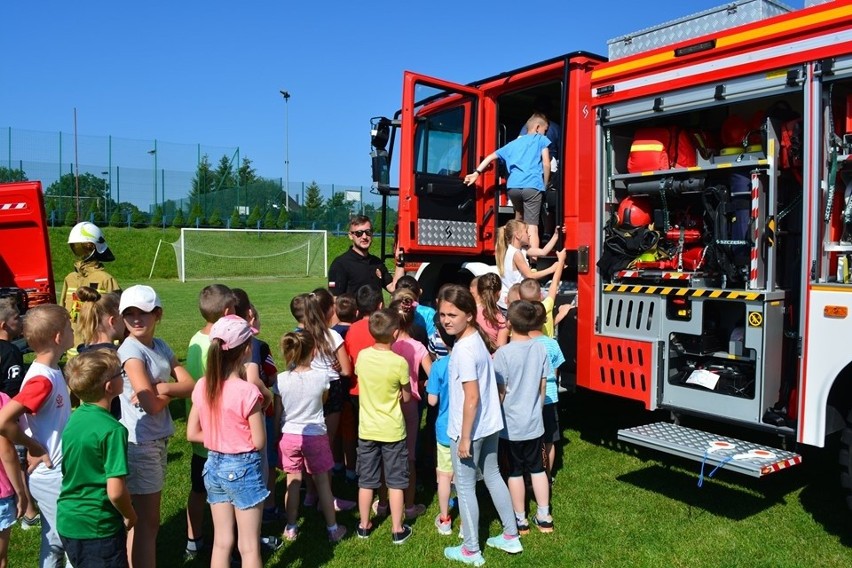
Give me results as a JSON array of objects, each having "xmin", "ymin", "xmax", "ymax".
[{"xmin": 840, "ymin": 408, "xmax": 852, "ymax": 511}]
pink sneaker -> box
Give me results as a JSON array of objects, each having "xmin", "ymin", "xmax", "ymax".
[{"xmin": 283, "ymin": 525, "xmax": 299, "ymax": 542}]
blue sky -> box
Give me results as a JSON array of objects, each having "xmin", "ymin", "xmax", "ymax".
[{"xmin": 1, "ymin": 0, "xmax": 806, "ymax": 190}]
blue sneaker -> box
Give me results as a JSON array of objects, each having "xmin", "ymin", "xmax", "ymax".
[
  {"xmin": 444, "ymin": 545, "xmax": 486, "ymax": 566},
  {"xmin": 485, "ymin": 533, "xmax": 523, "ymax": 554}
]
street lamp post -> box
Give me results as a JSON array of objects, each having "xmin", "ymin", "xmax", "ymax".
[
  {"xmin": 280, "ymin": 90, "xmax": 290, "ymax": 212},
  {"xmin": 148, "ymin": 143, "xmax": 158, "ymax": 213},
  {"xmin": 101, "ymin": 170, "xmax": 109, "ymax": 220}
]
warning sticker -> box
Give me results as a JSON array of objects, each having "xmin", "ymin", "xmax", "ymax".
[{"xmin": 748, "ymin": 312, "xmax": 763, "ymax": 327}]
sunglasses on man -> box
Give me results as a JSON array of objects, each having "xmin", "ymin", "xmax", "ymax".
[{"xmin": 350, "ymin": 229, "xmax": 373, "ymax": 237}]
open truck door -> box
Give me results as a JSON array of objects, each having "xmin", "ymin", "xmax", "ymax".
[{"xmin": 396, "ymin": 72, "xmax": 487, "ymax": 259}]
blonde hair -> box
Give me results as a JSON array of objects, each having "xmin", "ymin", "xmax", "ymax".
[
  {"xmin": 76, "ymin": 286, "xmax": 120, "ymax": 345},
  {"xmin": 525, "ymin": 113, "xmax": 548, "ymax": 131},
  {"xmin": 519, "ymin": 277, "xmax": 542, "ymax": 301},
  {"xmin": 280, "ymin": 330, "xmax": 314, "ymax": 370},
  {"xmin": 24, "ymin": 304, "xmax": 70, "ymax": 351},
  {"xmin": 64, "ymin": 348, "xmax": 121, "ymax": 403},
  {"xmin": 495, "ymin": 220, "xmax": 527, "ymax": 276}
]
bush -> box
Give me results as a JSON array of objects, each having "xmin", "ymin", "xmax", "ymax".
[
  {"xmin": 64, "ymin": 209, "xmax": 77, "ymax": 227},
  {"xmin": 130, "ymin": 210, "xmax": 148, "ymax": 228},
  {"xmin": 151, "ymin": 206, "xmax": 163, "ymax": 228},
  {"xmin": 172, "ymin": 209, "xmax": 185, "ymax": 228},
  {"xmin": 109, "ymin": 210, "xmax": 123, "ymax": 228},
  {"xmin": 208, "ymin": 209, "xmax": 223, "ymax": 228},
  {"xmin": 229, "ymin": 209, "xmax": 243, "ymax": 229},
  {"xmin": 263, "ymin": 210, "xmax": 277, "ymax": 229}
]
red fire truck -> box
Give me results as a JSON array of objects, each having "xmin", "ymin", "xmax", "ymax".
[
  {"xmin": 371, "ymin": 0, "xmax": 852, "ymax": 502},
  {"xmin": 0, "ymin": 181, "xmax": 56, "ymax": 312}
]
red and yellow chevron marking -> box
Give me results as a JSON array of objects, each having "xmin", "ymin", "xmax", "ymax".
[
  {"xmin": 749, "ymin": 172, "xmax": 760, "ymax": 287},
  {"xmin": 760, "ymin": 455, "xmax": 803, "ymax": 475}
]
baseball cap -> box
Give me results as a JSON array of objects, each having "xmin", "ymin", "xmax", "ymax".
[
  {"xmin": 119, "ymin": 285, "xmax": 162, "ymax": 314},
  {"xmin": 209, "ymin": 315, "xmax": 253, "ymax": 350}
]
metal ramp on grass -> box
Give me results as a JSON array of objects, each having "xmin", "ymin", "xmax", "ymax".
[{"xmin": 618, "ymin": 422, "xmax": 802, "ymax": 478}]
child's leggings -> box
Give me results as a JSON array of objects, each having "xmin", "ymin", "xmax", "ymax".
[{"xmin": 450, "ymin": 432, "xmax": 518, "ymax": 553}]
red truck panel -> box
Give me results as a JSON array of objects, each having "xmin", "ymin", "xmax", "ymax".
[{"xmin": 0, "ymin": 182, "xmax": 56, "ymax": 307}]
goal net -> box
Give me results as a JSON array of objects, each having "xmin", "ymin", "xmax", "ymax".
[{"xmin": 172, "ymin": 228, "xmax": 327, "ymax": 282}]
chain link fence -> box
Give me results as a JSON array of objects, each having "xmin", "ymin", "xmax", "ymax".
[{"xmin": 1, "ymin": 127, "xmax": 394, "ymax": 232}]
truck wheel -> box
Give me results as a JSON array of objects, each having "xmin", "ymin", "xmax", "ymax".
[{"xmin": 840, "ymin": 408, "xmax": 852, "ymax": 511}]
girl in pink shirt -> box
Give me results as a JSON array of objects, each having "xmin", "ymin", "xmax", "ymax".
[
  {"xmin": 475, "ymin": 273, "xmax": 509, "ymax": 351},
  {"xmin": 187, "ymin": 315, "xmax": 267, "ymax": 568},
  {"xmin": 389, "ymin": 292, "xmax": 431, "ymax": 520}
]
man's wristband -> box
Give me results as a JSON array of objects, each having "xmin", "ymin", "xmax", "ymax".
[{"xmin": 474, "ymin": 169, "xmax": 483, "ymax": 175}]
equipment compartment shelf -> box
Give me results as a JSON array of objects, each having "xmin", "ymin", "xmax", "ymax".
[{"xmin": 611, "ymin": 160, "xmax": 769, "ymax": 181}]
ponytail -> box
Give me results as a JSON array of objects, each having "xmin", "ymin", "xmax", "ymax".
[{"xmin": 75, "ymin": 286, "xmax": 120, "ymax": 345}]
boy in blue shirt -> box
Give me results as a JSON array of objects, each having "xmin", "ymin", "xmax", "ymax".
[
  {"xmin": 425, "ymin": 323, "xmax": 456, "ymax": 535},
  {"xmin": 465, "ymin": 114, "xmax": 551, "ymax": 252}
]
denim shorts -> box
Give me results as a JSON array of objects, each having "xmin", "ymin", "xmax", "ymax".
[
  {"xmin": 203, "ymin": 450, "xmax": 269, "ymax": 510},
  {"xmin": 0, "ymin": 495, "xmax": 16, "ymax": 531},
  {"xmin": 127, "ymin": 438, "xmax": 168, "ymax": 495},
  {"xmin": 61, "ymin": 530, "xmax": 128, "ymax": 568}
]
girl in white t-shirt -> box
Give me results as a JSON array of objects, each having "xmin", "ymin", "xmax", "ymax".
[
  {"xmin": 276, "ymin": 331, "xmax": 346, "ymax": 543},
  {"xmin": 298, "ymin": 289, "xmax": 355, "ymax": 512},
  {"xmin": 187, "ymin": 315, "xmax": 267, "ymax": 568},
  {"xmin": 118, "ymin": 285, "xmax": 195, "ymax": 568},
  {"xmin": 494, "ymin": 220, "xmax": 564, "ymax": 308},
  {"xmin": 437, "ymin": 284, "xmax": 521, "ymax": 565}
]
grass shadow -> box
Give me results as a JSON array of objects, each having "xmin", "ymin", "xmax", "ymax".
[{"xmin": 616, "ymin": 463, "xmax": 801, "ymax": 520}]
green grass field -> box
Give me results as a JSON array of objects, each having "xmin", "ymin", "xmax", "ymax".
[{"xmin": 6, "ymin": 229, "xmax": 852, "ymax": 566}]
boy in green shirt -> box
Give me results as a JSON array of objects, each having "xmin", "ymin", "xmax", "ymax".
[{"xmin": 58, "ymin": 349, "xmax": 136, "ymax": 567}]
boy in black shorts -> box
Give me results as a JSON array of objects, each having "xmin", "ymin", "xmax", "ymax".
[{"xmin": 492, "ymin": 301, "xmax": 554, "ymax": 534}]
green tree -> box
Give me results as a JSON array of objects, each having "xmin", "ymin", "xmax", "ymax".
[
  {"xmin": 151, "ymin": 205, "xmax": 163, "ymax": 228},
  {"xmin": 190, "ymin": 155, "xmax": 215, "ymax": 200},
  {"xmin": 238, "ymin": 157, "xmax": 258, "ymax": 187},
  {"xmin": 0, "ymin": 166, "xmax": 27, "ymax": 183},
  {"xmin": 214, "ymin": 155, "xmax": 237, "ymax": 192},
  {"xmin": 131, "ymin": 210, "xmax": 148, "ymax": 228},
  {"xmin": 172, "ymin": 208, "xmax": 185, "ymax": 228},
  {"xmin": 109, "ymin": 210, "xmax": 123, "ymax": 228},
  {"xmin": 304, "ymin": 181, "xmax": 324, "ymax": 225},
  {"xmin": 44, "ymin": 172, "xmax": 113, "ymax": 224},
  {"xmin": 246, "ymin": 205, "xmax": 262, "ymax": 228},
  {"xmin": 326, "ymin": 191, "xmax": 356, "ymax": 229},
  {"xmin": 229, "ymin": 208, "xmax": 243, "ymax": 229},
  {"xmin": 208, "ymin": 209, "xmax": 224, "ymax": 228},
  {"xmin": 64, "ymin": 209, "xmax": 77, "ymax": 227}
]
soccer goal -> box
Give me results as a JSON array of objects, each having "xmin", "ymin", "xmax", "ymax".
[{"xmin": 171, "ymin": 228, "xmax": 327, "ymax": 282}]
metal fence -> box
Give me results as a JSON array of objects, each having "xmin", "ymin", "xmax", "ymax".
[{"xmin": 1, "ymin": 127, "xmax": 392, "ymax": 230}]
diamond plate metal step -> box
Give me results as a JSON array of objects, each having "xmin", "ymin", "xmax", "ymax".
[{"xmin": 618, "ymin": 422, "xmax": 802, "ymax": 478}]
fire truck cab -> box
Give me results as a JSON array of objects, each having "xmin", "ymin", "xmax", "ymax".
[{"xmin": 371, "ymin": 52, "xmax": 604, "ymax": 299}]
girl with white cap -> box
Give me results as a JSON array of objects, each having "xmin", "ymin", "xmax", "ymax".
[{"xmin": 117, "ymin": 284, "xmax": 194, "ymax": 567}]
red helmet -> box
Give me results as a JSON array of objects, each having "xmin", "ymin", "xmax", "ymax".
[{"xmin": 617, "ymin": 197, "xmax": 653, "ymax": 228}]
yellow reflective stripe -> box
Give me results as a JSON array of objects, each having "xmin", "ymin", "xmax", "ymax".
[{"xmin": 631, "ymin": 143, "xmax": 665, "ymax": 151}]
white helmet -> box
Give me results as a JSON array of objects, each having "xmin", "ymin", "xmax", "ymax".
[{"xmin": 68, "ymin": 222, "xmax": 114, "ymax": 262}]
